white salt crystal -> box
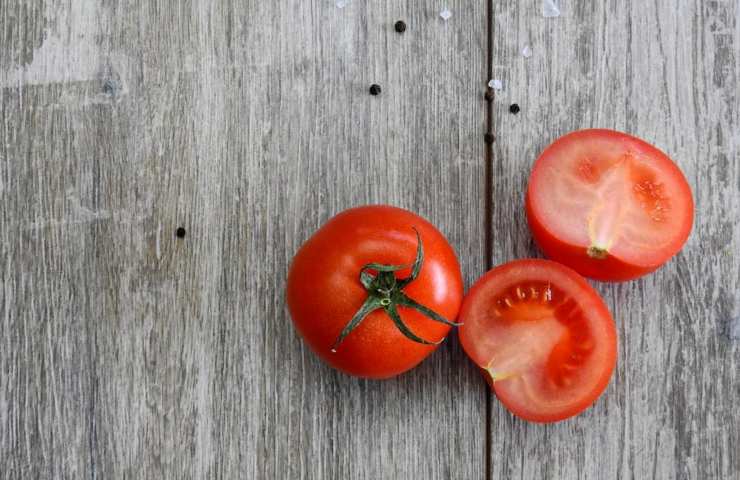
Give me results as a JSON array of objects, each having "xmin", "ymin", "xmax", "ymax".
[
  {"xmin": 488, "ymin": 79, "xmax": 503, "ymax": 90},
  {"xmin": 522, "ymin": 45, "xmax": 532, "ymax": 58},
  {"xmin": 543, "ymin": 0, "xmax": 561, "ymax": 18},
  {"xmin": 440, "ymin": 8, "xmax": 452, "ymax": 21},
  {"xmin": 336, "ymin": 0, "xmax": 348, "ymax": 8}
]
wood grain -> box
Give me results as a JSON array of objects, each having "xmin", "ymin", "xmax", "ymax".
[
  {"xmin": 489, "ymin": 1, "xmax": 739, "ymax": 479},
  {"xmin": 1, "ymin": 1, "xmax": 487, "ymax": 479}
]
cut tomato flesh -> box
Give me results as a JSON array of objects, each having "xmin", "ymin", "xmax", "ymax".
[
  {"xmin": 527, "ymin": 129, "xmax": 693, "ymax": 269},
  {"xmin": 459, "ymin": 259, "xmax": 617, "ymax": 423}
]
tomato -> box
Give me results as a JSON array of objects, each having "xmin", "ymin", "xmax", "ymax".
[
  {"xmin": 458, "ymin": 259, "xmax": 617, "ymax": 423},
  {"xmin": 287, "ymin": 205, "xmax": 464, "ymax": 379},
  {"xmin": 526, "ymin": 129, "xmax": 694, "ymax": 281}
]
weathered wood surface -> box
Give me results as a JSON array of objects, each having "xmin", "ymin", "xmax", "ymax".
[
  {"xmin": 3, "ymin": 0, "xmax": 739, "ymax": 479},
  {"xmin": 1, "ymin": 1, "xmax": 487, "ymax": 479},
  {"xmin": 490, "ymin": 1, "xmax": 739, "ymax": 479}
]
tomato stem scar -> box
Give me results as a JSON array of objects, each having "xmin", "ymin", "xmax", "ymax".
[
  {"xmin": 587, "ymin": 245, "xmax": 609, "ymax": 259},
  {"xmin": 485, "ymin": 366, "xmax": 518, "ymax": 383}
]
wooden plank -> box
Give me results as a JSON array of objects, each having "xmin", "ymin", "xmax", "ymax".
[
  {"xmin": 221, "ymin": 2, "xmax": 488, "ymax": 478},
  {"xmin": 1, "ymin": 1, "xmax": 488, "ymax": 478},
  {"xmin": 489, "ymin": 1, "xmax": 739, "ymax": 479}
]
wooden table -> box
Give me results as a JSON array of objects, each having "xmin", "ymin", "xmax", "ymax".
[{"xmin": 1, "ymin": 1, "xmax": 738, "ymax": 478}]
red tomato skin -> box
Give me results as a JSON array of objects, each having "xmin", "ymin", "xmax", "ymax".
[
  {"xmin": 525, "ymin": 194, "xmax": 657, "ymax": 281},
  {"xmin": 525, "ymin": 129, "xmax": 694, "ymax": 282},
  {"xmin": 459, "ymin": 259, "xmax": 617, "ymax": 423},
  {"xmin": 286, "ymin": 205, "xmax": 464, "ymax": 379}
]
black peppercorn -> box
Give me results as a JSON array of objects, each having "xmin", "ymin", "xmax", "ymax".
[
  {"xmin": 176, "ymin": 227, "xmax": 186, "ymax": 238},
  {"xmin": 369, "ymin": 84, "xmax": 382, "ymax": 95},
  {"xmin": 484, "ymin": 133, "xmax": 495, "ymax": 144},
  {"xmin": 509, "ymin": 103, "xmax": 520, "ymax": 114},
  {"xmin": 394, "ymin": 21, "xmax": 407, "ymax": 33}
]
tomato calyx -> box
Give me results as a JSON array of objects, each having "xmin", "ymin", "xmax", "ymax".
[{"xmin": 330, "ymin": 228, "xmax": 461, "ymax": 352}]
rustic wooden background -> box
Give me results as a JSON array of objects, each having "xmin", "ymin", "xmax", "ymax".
[{"xmin": 0, "ymin": 1, "xmax": 737, "ymax": 479}]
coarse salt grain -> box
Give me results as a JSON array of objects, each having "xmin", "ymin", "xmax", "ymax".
[{"xmin": 543, "ymin": 0, "xmax": 561, "ymax": 18}]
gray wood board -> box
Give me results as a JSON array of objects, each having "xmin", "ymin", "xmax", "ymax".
[
  {"xmin": 489, "ymin": 1, "xmax": 739, "ymax": 479},
  {"xmin": 1, "ymin": 1, "xmax": 487, "ymax": 479}
]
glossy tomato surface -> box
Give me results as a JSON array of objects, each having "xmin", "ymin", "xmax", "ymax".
[
  {"xmin": 526, "ymin": 129, "xmax": 694, "ymax": 281},
  {"xmin": 459, "ymin": 259, "xmax": 617, "ymax": 423},
  {"xmin": 287, "ymin": 205, "xmax": 464, "ymax": 379}
]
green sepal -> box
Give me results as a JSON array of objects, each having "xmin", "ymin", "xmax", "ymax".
[
  {"xmin": 395, "ymin": 292, "xmax": 462, "ymax": 327},
  {"xmin": 330, "ymin": 296, "xmax": 384, "ymax": 352},
  {"xmin": 396, "ymin": 228, "xmax": 423, "ymax": 289},
  {"xmin": 384, "ymin": 303, "xmax": 440, "ymax": 346}
]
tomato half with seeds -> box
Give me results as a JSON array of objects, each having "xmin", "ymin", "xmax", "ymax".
[
  {"xmin": 458, "ymin": 259, "xmax": 617, "ymax": 423},
  {"xmin": 287, "ymin": 205, "xmax": 464, "ymax": 379},
  {"xmin": 526, "ymin": 129, "xmax": 694, "ymax": 281}
]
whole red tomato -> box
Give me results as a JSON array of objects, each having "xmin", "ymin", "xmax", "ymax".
[{"xmin": 287, "ymin": 205, "xmax": 464, "ymax": 379}]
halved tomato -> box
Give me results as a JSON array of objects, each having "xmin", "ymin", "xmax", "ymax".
[
  {"xmin": 526, "ymin": 129, "xmax": 694, "ymax": 281},
  {"xmin": 458, "ymin": 259, "xmax": 617, "ymax": 423}
]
